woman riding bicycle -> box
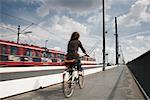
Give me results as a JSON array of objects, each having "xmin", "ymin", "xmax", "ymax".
[{"xmin": 66, "ymin": 32, "xmax": 89, "ymax": 73}]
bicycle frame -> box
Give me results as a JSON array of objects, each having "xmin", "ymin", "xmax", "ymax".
[{"xmin": 62, "ymin": 63, "xmax": 84, "ymax": 98}]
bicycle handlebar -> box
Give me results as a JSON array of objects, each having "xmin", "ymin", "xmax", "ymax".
[{"xmin": 80, "ymin": 54, "xmax": 90, "ymax": 58}]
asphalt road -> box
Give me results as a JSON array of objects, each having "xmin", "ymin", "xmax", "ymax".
[
  {"xmin": 0, "ymin": 66, "xmax": 99, "ymax": 81},
  {"xmin": 3, "ymin": 65, "xmax": 144, "ymax": 100}
]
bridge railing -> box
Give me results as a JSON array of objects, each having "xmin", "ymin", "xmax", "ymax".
[{"xmin": 127, "ymin": 50, "xmax": 150, "ymax": 98}]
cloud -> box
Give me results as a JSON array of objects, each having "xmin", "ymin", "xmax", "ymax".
[
  {"xmin": 47, "ymin": 16, "xmax": 101, "ymax": 52},
  {"xmin": 49, "ymin": 16, "xmax": 88, "ymax": 37},
  {"xmin": 147, "ymin": 5, "xmax": 150, "ymax": 13},
  {"xmin": 87, "ymin": 15, "xmax": 99, "ymax": 24},
  {"xmin": 120, "ymin": 31, "xmax": 150, "ymax": 62},
  {"xmin": 53, "ymin": 47, "xmax": 61, "ymax": 51},
  {"xmin": 36, "ymin": 0, "xmax": 113, "ymax": 17},
  {"xmin": 12, "ymin": 0, "xmax": 43, "ymax": 4},
  {"xmin": 136, "ymin": 35, "xmax": 144, "ymax": 40},
  {"xmin": 87, "ymin": 12, "xmax": 111, "ymax": 24},
  {"xmin": 0, "ymin": 23, "xmax": 18, "ymax": 41},
  {"xmin": 118, "ymin": 0, "xmax": 150, "ymax": 27}
]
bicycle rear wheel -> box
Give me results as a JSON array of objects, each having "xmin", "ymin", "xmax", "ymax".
[
  {"xmin": 78, "ymin": 70, "xmax": 84, "ymax": 89},
  {"xmin": 62, "ymin": 72, "xmax": 74, "ymax": 97}
]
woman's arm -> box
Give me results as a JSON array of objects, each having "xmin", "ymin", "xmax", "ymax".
[{"xmin": 78, "ymin": 41, "xmax": 89, "ymax": 57}]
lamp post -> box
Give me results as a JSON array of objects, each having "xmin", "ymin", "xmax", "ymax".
[
  {"xmin": 102, "ymin": 0, "xmax": 106, "ymax": 71},
  {"xmin": 17, "ymin": 25, "xmax": 20, "ymax": 44},
  {"xmin": 45, "ymin": 40, "xmax": 48, "ymax": 48},
  {"xmin": 115, "ymin": 17, "xmax": 119, "ymax": 65},
  {"xmin": 17, "ymin": 25, "xmax": 32, "ymax": 44}
]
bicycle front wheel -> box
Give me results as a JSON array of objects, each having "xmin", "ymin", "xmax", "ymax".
[
  {"xmin": 78, "ymin": 70, "xmax": 85, "ymax": 89},
  {"xmin": 62, "ymin": 72, "xmax": 74, "ymax": 98}
]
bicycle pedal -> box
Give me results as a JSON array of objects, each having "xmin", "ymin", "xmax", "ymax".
[{"xmin": 71, "ymin": 82, "xmax": 75, "ymax": 86}]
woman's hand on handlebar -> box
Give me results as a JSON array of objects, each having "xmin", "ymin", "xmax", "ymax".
[
  {"xmin": 85, "ymin": 54, "xmax": 90, "ymax": 57},
  {"xmin": 84, "ymin": 53, "xmax": 90, "ymax": 57}
]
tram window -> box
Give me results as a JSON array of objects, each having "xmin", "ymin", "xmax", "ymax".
[
  {"xmin": 10, "ymin": 46, "xmax": 18, "ymax": 55},
  {"xmin": 42, "ymin": 52, "xmax": 47, "ymax": 58},
  {"xmin": 48, "ymin": 53, "xmax": 52, "ymax": 58},
  {"xmin": 51, "ymin": 53, "xmax": 54, "ymax": 58},
  {"xmin": 25, "ymin": 49, "xmax": 32, "ymax": 56},
  {"xmin": 53, "ymin": 53, "xmax": 57, "ymax": 58},
  {"xmin": 52, "ymin": 59, "xmax": 57, "ymax": 62},
  {"xmin": 57, "ymin": 54, "xmax": 60, "ymax": 58},
  {"xmin": 1, "ymin": 45, "xmax": 7, "ymax": 54},
  {"xmin": 35, "ymin": 51, "xmax": 40, "ymax": 57},
  {"xmin": 60, "ymin": 54, "xmax": 64, "ymax": 59}
]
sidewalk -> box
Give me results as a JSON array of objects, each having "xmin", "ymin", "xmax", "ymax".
[
  {"xmin": 3, "ymin": 65, "xmax": 144, "ymax": 100},
  {"xmin": 79, "ymin": 65, "xmax": 144, "ymax": 100}
]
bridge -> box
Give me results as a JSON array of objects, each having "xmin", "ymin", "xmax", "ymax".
[
  {"xmin": 1, "ymin": 50, "xmax": 150, "ymax": 100},
  {"xmin": 1, "ymin": 0, "xmax": 150, "ymax": 99},
  {"xmin": 0, "ymin": 41, "xmax": 149, "ymax": 100}
]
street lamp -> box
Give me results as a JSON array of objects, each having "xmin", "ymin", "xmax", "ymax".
[
  {"xmin": 105, "ymin": 53, "xmax": 108, "ymax": 66},
  {"xmin": 24, "ymin": 31, "xmax": 32, "ymax": 34}
]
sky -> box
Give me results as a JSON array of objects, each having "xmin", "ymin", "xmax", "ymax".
[{"xmin": 0, "ymin": 0, "xmax": 150, "ymax": 63}]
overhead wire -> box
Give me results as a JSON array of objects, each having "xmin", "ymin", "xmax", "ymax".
[
  {"xmin": 0, "ymin": 12, "xmax": 68, "ymax": 41},
  {"xmin": 21, "ymin": 23, "xmax": 34, "ymax": 33},
  {"xmin": 0, "ymin": 25, "xmax": 17, "ymax": 33},
  {"xmin": 87, "ymin": 40, "xmax": 101, "ymax": 55},
  {"xmin": 120, "ymin": 31, "xmax": 150, "ymax": 39}
]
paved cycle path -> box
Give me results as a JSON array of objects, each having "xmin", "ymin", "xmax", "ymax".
[{"xmin": 3, "ymin": 65, "xmax": 144, "ymax": 100}]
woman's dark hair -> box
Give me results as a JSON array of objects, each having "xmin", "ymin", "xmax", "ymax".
[{"xmin": 70, "ymin": 32, "xmax": 80, "ymax": 40}]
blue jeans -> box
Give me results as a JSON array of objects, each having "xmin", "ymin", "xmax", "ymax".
[{"xmin": 76, "ymin": 58, "xmax": 83, "ymax": 71}]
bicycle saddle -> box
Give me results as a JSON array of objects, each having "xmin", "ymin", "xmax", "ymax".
[{"xmin": 64, "ymin": 59, "xmax": 76, "ymax": 63}]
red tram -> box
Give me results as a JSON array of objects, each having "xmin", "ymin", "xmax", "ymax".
[{"xmin": 0, "ymin": 39, "xmax": 96, "ymax": 67}]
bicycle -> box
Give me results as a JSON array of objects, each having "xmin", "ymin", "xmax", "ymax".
[{"xmin": 62, "ymin": 59, "xmax": 84, "ymax": 98}]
